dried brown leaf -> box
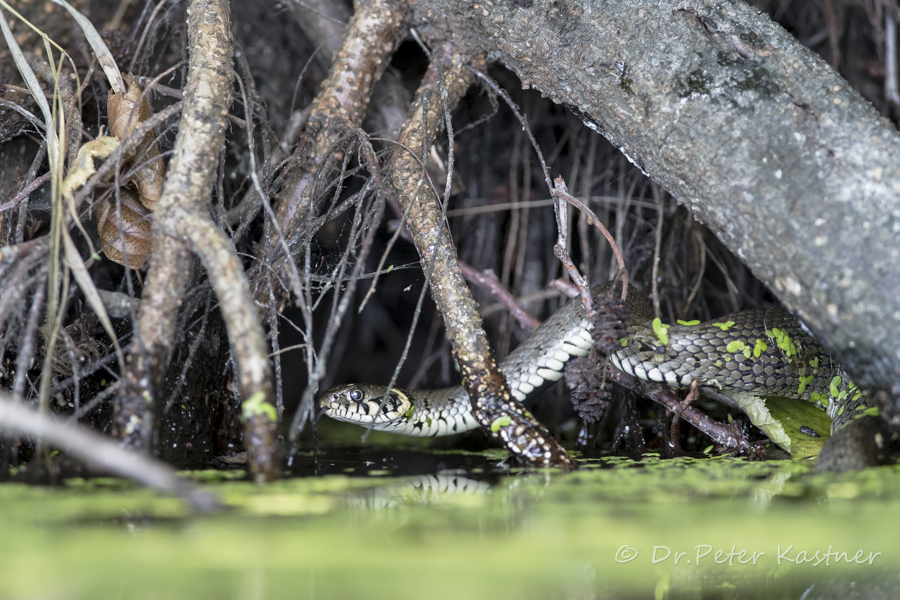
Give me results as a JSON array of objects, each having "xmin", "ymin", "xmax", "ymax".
[
  {"xmin": 107, "ymin": 73, "xmax": 165, "ymax": 210},
  {"xmin": 100, "ymin": 74, "xmax": 168, "ymax": 268},
  {"xmin": 95, "ymin": 186, "xmax": 152, "ymax": 269}
]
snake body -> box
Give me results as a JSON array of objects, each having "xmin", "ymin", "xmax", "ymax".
[{"xmin": 320, "ymin": 287, "xmax": 871, "ymax": 448}]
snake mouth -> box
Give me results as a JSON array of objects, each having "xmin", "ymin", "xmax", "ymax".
[{"xmin": 319, "ymin": 385, "xmax": 412, "ymax": 425}]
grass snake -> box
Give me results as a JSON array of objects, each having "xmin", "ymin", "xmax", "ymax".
[{"xmin": 320, "ymin": 285, "xmax": 876, "ymax": 453}]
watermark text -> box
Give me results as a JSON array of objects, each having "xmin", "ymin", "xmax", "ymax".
[{"xmin": 614, "ymin": 544, "xmax": 881, "ymax": 567}]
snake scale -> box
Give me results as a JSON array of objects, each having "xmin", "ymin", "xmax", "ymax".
[{"xmin": 320, "ymin": 285, "xmax": 875, "ymax": 452}]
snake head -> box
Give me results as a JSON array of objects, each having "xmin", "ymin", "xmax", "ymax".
[{"xmin": 319, "ymin": 384, "xmax": 412, "ymax": 427}]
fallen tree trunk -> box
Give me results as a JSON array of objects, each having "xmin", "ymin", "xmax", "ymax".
[{"xmin": 408, "ymin": 0, "xmax": 900, "ymax": 411}]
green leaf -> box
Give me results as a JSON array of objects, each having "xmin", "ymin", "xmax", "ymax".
[
  {"xmin": 242, "ymin": 392, "xmax": 277, "ymax": 422},
  {"xmin": 490, "ymin": 416, "xmax": 513, "ymax": 432},
  {"xmin": 753, "ymin": 339, "xmax": 767, "ymax": 358},
  {"xmin": 725, "ymin": 340, "xmax": 746, "ymax": 353},
  {"xmin": 797, "ymin": 375, "xmax": 814, "ymax": 395},
  {"xmin": 651, "ymin": 318, "xmax": 669, "ymax": 345},
  {"xmin": 829, "ymin": 376, "xmax": 842, "ymax": 398}
]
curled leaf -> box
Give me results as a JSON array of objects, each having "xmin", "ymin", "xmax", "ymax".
[
  {"xmin": 99, "ymin": 74, "xmax": 167, "ymax": 267},
  {"xmin": 107, "ymin": 73, "xmax": 165, "ymax": 210},
  {"xmin": 95, "ymin": 187, "xmax": 152, "ymax": 269}
]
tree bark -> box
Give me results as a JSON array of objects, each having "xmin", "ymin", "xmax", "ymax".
[
  {"xmin": 115, "ymin": 0, "xmax": 280, "ymax": 481},
  {"xmin": 408, "ymin": 0, "xmax": 900, "ymax": 399}
]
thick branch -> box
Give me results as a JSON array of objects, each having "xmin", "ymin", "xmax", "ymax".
[
  {"xmin": 384, "ymin": 43, "xmax": 573, "ymax": 467},
  {"xmin": 409, "ymin": 0, "xmax": 900, "ymax": 399},
  {"xmin": 117, "ymin": 0, "xmax": 279, "ymax": 481},
  {"xmin": 271, "ymin": 0, "xmax": 408, "ymax": 259}
]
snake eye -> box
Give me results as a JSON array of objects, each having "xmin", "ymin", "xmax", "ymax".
[{"xmin": 349, "ymin": 389, "xmax": 363, "ymax": 401}]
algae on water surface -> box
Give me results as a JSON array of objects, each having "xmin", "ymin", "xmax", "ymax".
[{"xmin": 1, "ymin": 454, "xmax": 898, "ymax": 599}]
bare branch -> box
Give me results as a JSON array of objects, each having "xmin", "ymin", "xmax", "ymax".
[
  {"xmin": 115, "ymin": 0, "xmax": 280, "ymax": 481},
  {"xmin": 266, "ymin": 0, "xmax": 409, "ymax": 303},
  {"xmin": 384, "ymin": 43, "xmax": 573, "ymax": 468}
]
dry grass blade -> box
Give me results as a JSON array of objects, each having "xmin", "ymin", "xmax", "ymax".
[
  {"xmin": 62, "ymin": 229, "xmax": 126, "ymax": 373},
  {"xmin": 49, "ymin": 0, "xmax": 125, "ymax": 93},
  {"xmin": 0, "ymin": 7, "xmax": 53, "ymax": 127},
  {"xmin": 0, "ymin": 4, "xmax": 68, "ymax": 421}
]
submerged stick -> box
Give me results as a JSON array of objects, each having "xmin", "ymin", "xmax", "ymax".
[{"xmin": 0, "ymin": 393, "xmax": 219, "ymax": 511}]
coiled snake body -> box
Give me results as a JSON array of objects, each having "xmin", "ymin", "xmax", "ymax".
[{"xmin": 320, "ymin": 286, "xmax": 872, "ymax": 453}]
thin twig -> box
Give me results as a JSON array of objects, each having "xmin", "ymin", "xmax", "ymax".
[
  {"xmin": 605, "ymin": 366, "xmax": 756, "ymax": 455},
  {"xmin": 552, "ymin": 176, "xmax": 628, "ymax": 299},
  {"xmin": 468, "ymin": 68, "xmax": 553, "ymax": 192},
  {"xmin": 11, "ymin": 281, "xmax": 45, "ymax": 400},
  {"xmin": 669, "ymin": 379, "xmax": 700, "ymax": 453},
  {"xmin": 650, "ymin": 183, "xmax": 664, "ymax": 318},
  {"xmin": 0, "ymin": 172, "xmax": 52, "ymax": 213},
  {"xmin": 458, "ymin": 261, "xmax": 540, "ymax": 330},
  {"xmin": 288, "ymin": 147, "xmax": 389, "ymax": 450},
  {"xmin": 887, "ymin": 13, "xmax": 900, "ymax": 110},
  {"xmin": 552, "ymin": 196, "xmax": 593, "ymax": 313}
]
